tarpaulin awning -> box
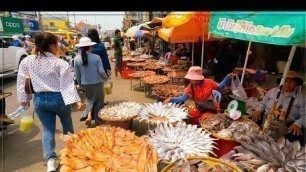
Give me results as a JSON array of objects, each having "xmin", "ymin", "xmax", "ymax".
[
  {"xmin": 209, "ymin": 12, "xmax": 306, "ymax": 46},
  {"xmin": 139, "ymin": 17, "xmax": 163, "ymax": 31}
]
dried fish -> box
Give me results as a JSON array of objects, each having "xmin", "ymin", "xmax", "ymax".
[
  {"xmin": 233, "ymin": 135, "xmax": 306, "ymax": 172},
  {"xmin": 98, "ymin": 102, "xmax": 142, "ymax": 120},
  {"xmin": 147, "ymin": 122, "xmax": 216, "ymax": 162},
  {"xmin": 138, "ymin": 102, "xmax": 188, "ymax": 125},
  {"xmin": 59, "ymin": 127, "xmax": 158, "ymax": 172}
]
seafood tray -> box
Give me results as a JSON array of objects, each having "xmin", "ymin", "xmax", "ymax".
[
  {"xmin": 162, "ymin": 156, "xmax": 243, "ymax": 172},
  {"xmin": 141, "ymin": 75, "xmax": 170, "ymax": 85},
  {"xmin": 233, "ymin": 135, "xmax": 306, "ymax": 172},
  {"xmin": 143, "ymin": 63, "xmax": 163, "ymax": 70},
  {"xmin": 234, "ymin": 68, "xmax": 256, "ymax": 75},
  {"xmin": 148, "ymin": 122, "xmax": 217, "ymax": 162},
  {"xmin": 129, "ymin": 57, "xmax": 146, "ymax": 62},
  {"xmin": 128, "ymin": 71, "xmax": 156, "ymax": 78},
  {"xmin": 59, "ymin": 127, "xmax": 158, "ymax": 172},
  {"xmin": 167, "ymin": 70, "xmax": 188, "ymax": 78},
  {"xmin": 162, "ymin": 66, "xmax": 173, "ymax": 73},
  {"xmin": 138, "ymin": 102, "xmax": 188, "ymax": 125},
  {"xmin": 151, "ymin": 84, "xmax": 185, "ymax": 99},
  {"xmin": 162, "ymin": 156, "xmax": 242, "ymax": 172},
  {"xmin": 98, "ymin": 102, "xmax": 142, "ymax": 121},
  {"xmin": 127, "ymin": 62, "xmax": 147, "ymax": 68},
  {"xmin": 200, "ymin": 114, "xmax": 259, "ymax": 141}
]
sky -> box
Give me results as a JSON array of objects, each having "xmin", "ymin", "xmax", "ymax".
[{"xmin": 41, "ymin": 12, "xmax": 125, "ymax": 32}]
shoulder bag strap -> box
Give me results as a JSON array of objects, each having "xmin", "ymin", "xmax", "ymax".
[
  {"xmin": 283, "ymin": 90, "xmax": 296, "ymax": 123},
  {"xmin": 191, "ymin": 84, "xmax": 196, "ymax": 102}
]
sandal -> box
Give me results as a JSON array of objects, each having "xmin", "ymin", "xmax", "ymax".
[{"xmin": 0, "ymin": 114, "xmax": 14, "ymax": 124}]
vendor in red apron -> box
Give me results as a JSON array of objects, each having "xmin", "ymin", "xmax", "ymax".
[
  {"xmin": 251, "ymin": 71, "xmax": 305, "ymax": 145},
  {"xmin": 163, "ymin": 66, "xmax": 235, "ymax": 113}
]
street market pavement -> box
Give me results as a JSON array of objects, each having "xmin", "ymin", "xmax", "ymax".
[
  {"xmin": 0, "ymin": 50, "xmax": 305, "ymax": 171},
  {"xmin": 0, "ymin": 50, "xmax": 155, "ymax": 172}
]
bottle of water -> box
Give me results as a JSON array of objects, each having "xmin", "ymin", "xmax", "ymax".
[{"xmin": 7, "ymin": 106, "xmax": 28, "ymax": 120}]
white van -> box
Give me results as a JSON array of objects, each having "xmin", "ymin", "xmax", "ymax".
[{"xmin": 0, "ymin": 35, "xmax": 28, "ymax": 77}]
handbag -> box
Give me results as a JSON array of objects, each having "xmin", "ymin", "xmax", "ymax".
[
  {"xmin": 191, "ymin": 84, "xmax": 217, "ymax": 114},
  {"xmin": 24, "ymin": 56, "xmax": 36, "ymax": 94},
  {"xmin": 267, "ymin": 92, "xmax": 296, "ymax": 139}
]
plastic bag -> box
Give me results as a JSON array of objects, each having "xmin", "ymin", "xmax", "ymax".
[
  {"xmin": 231, "ymin": 75, "xmax": 248, "ymax": 100},
  {"xmin": 104, "ymin": 80, "xmax": 112, "ymax": 95},
  {"xmin": 20, "ymin": 111, "xmax": 34, "ymax": 134}
]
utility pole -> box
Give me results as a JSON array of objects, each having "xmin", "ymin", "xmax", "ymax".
[
  {"xmin": 67, "ymin": 11, "xmax": 71, "ymax": 31},
  {"xmin": 38, "ymin": 11, "xmax": 44, "ymax": 32},
  {"xmin": 73, "ymin": 12, "xmax": 78, "ymax": 33}
]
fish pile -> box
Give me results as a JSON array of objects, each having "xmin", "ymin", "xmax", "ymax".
[
  {"xmin": 98, "ymin": 102, "xmax": 142, "ymax": 121},
  {"xmin": 138, "ymin": 102, "xmax": 188, "ymax": 124},
  {"xmin": 217, "ymin": 121, "xmax": 259, "ymax": 139},
  {"xmin": 169, "ymin": 158, "xmax": 237, "ymax": 172},
  {"xmin": 143, "ymin": 63, "xmax": 163, "ymax": 70},
  {"xmin": 141, "ymin": 75, "xmax": 169, "ymax": 85},
  {"xmin": 233, "ymin": 135, "xmax": 306, "ymax": 172},
  {"xmin": 129, "ymin": 57, "xmax": 146, "ymax": 62},
  {"xmin": 60, "ymin": 127, "xmax": 158, "ymax": 172},
  {"xmin": 127, "ymin": 62, "xmax": 147, "ymax": 68},
  {"xmin": 200, "ymin": 113, "xmax": 233, "ymax": 133},
  {"xmin": 162, "ymin": 66, "xmax": 173, "ymax": 73},
  {"xmin": 151, "ymin": 84, "xmax": 185, "ymax": 99},
  {"xmin": 147, "ymin": 122, "xmax": 217, "ymax": 162},
  {"xmin": 167, "ymin": 70, "xmax": 188, "ymax": 78},
  {"xmin": 129, "ymin": 71, "xmax": 156, "ymax": 78},
  {"xmin": 201, "ymin": 114, "xmax": 259, "ymax": 140}
]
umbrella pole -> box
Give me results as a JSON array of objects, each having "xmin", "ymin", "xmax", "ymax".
[
  {"xmin": 261, "ymin": 45, "xmax": 297, "ymax": 136},
  {"xmin": 192, "ymin": 42, "xmax": 194, "ymax": 66},
  {"xmin": 201, "ymin": 24, "xmax": 205, "ymax": 69},
  {"xmin": 241, "ymin": 41, "xmax": 252, "ymax": 85}
]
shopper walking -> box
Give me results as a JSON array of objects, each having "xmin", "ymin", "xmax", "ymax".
[
  {"xmin": 17, "ymin": 32, "xmax": 83, "ymax": 172},
  {"xmin": 74, "ymin": 37, "xmax": 108, "ymax": 127}
]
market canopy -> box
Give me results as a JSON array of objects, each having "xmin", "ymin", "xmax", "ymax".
[
  {"xmin": 158, "ymin": 11, "xmax": 213, "ymax": 43},
  {"xmin": 209, "ymin": 12, "xmax": 306, "ymax": 46}
]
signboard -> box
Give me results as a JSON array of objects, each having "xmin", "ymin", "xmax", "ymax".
[
  {"xmin": 0, "ymin": 19, "xmax": 3, "ymax": 32},
  {"xmin": 1, "ymin": 17, "xmax": 23, "ymax": 33},
  {"xmin": 169, "ymin": 36, "xmax": 199, "ymax": 43},
  {"xmin": 209, "ymin": 12, "xmax": 306, "ymax": 45},
  {"xmin": 22, "ymin": 19, "xmax": 39, "ymax": 31}
]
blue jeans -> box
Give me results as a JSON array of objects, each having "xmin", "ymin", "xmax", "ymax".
[{"xmin": 33, "ymin": 92, "xmax": 74, "ymax": 161}]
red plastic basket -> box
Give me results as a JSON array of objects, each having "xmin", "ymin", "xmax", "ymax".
[
  {"xmin": 212, "ymin": 135, "xmax": 241, "ymax": 158},
  {"xmin": 122, "ymin": 69, "xmax": 135, "ymax": 79}
]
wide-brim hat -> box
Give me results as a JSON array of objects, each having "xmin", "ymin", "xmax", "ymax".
[
  {"xmin": 184, "ymin": 66, "xmax": 205, "ymax": 80},
  {"xmin": 277, "ymin": 70, "xmax": 304, "ymax": 86},
  {"xmin": 75, "ymin": 37, "xmax": 97, "ymax": 47}
]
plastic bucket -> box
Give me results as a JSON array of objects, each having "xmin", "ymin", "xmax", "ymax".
[{"xmin": 212, "ymin": 135, "xmax": 241, "ymax": 158}]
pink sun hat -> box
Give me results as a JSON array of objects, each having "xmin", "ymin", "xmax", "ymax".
[{"xmin": 184, "ymin": 66, "xmax": 205, "ymax": 80}]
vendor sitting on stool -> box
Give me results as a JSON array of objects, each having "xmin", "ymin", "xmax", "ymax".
[
  {"xmin": 163, "ymin": 66, "xmax": 235, "ymax": 106},
  {"xmin": 251, "ymin": 70, "xmax": 305, "ymax": 145}
]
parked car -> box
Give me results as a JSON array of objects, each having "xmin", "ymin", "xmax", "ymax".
[{"xmin": 0, "ymin": 36, "xmax": 28, "ymax": 77}]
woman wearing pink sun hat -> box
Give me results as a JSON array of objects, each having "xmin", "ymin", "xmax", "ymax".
[{"xmin": 164, "ymin": 66, "xmax": 235, "ymax": 113}]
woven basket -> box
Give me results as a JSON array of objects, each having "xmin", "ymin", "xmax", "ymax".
[
  {"xmin": 145, "ymin": 118, "xmax": 179, "ymax": 127},
  {"xmin": 161, "ymin": 156, "xmax": 243, "ymax": 172},
  {"xmin": 99, "ymin": 116, "xmax": 136, "ymax": 130}
]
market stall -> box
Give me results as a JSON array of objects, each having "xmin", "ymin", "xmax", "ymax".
[{"xmin": 209, "ymin": 11, "xmax": 306, "ymax": 136}]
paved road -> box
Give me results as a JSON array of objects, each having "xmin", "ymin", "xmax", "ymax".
[{"xmin": 0, "ymin": 50, "xmax": 155, "ymax": 172}]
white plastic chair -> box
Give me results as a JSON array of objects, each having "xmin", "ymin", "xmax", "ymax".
[{"xmin": 212, "ymin": 90, "xmax": 222, "ymax": 105}]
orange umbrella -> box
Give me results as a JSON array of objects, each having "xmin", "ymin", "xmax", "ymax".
[{"xmin": 159, "ymin": 11, "xmax": 214, "ymax": 67}]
